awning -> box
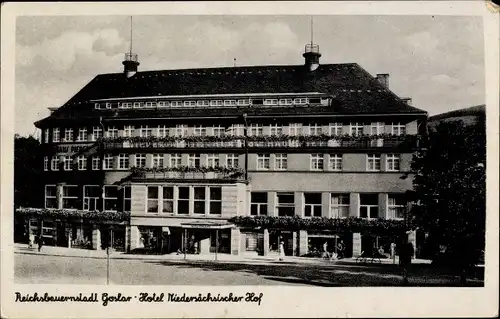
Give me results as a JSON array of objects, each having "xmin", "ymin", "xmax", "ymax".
[{"xmin": 180, "ymin": 221, "xmax": 234, "ymax": 230}]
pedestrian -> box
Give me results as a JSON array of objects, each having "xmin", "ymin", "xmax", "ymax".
[
  {"xmin": 390, "ymin": 242, "xmax": 396, "ymax": 260},
  {"xmin": 278, "ymin": 241, "xmax": 285, "ymax": 261},
  {"xmin": 337, "ymin": 240, "xmax": 345, "ymax": 259},
  {"xmin": 323, "ymin": 241, "xmax": 330, "ymax": 259},
  {"xmin": 28, "ymin": 233, "xmax": 35, "ymax": 249},
  {"xmin": 37, "ymin": 235, "xmax": 44, "ymax": 252}
]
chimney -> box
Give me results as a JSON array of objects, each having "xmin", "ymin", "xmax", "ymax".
[
  {"xmin": 122, "ymin": 53, "xmax": 139, "ymax": 78},
  {"xmin": 376, "ymin": 73, "xmax": 389, "ymax": 88},
  {"xmin": 401, "ymin": 97, "xmax": 412, "ymax": 105}
]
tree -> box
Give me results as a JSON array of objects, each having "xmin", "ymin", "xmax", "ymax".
[
  {"xmin": 406, "ymin": 119, "xmax": 485, "ymax": 284},
  {"xmin": 14, "ymin": 134, "xmax": 44, "ymax": 208}
]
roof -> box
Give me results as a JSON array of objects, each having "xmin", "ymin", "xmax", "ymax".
[{"xmin": 36, "ymin": 63, "xmax": 427, "ymax": 127}]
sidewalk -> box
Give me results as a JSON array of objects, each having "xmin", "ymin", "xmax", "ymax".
[{"xmin": 14, "ymin": 243, "xmax": 431, "ymax": 267}]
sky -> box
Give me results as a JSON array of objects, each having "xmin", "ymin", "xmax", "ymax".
[{"xmin": 15, "ymin": 15, "xmax": 485, "ymax": 137}]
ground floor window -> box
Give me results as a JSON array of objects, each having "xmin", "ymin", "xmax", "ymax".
[{"xmin": 71, "ymin": 224, "xmax": 93, "ymax": 249}]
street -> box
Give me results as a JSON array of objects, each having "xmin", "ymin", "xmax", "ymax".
[{"xmin": 14, "ymin": 252, "xmax": 483, "ymax": 286}]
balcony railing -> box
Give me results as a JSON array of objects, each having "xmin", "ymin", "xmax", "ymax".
[
  {"xmin": 100, "ymin": 135, "xmax": 419, "ymax": 150},
  {"xmin": 130, "ymin": 166, "xmax": 246, "ymax": 181}
]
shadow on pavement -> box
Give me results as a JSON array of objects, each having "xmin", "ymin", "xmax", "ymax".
[{"xmin": 146, "ymin": 260, "xmax": 484, "ymax": 287}]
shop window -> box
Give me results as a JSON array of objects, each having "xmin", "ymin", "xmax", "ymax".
[
  {"xmin": 251, "ymin": 192, "xmax": 267, "ymax": 216},
  {"xmin": 304, "ymin": 193, "xmax": 322, "ymax": 217},
  {"xmin": 331, "ymin": 194, "xmax": 349, "ymax": 218},
  {"xmin": 209, "ymin": 187, "xmax": 222, "ymax": 215},
  {"xmin": 194, "ymin": 187, "xmax": 206, "ymax": 214},
  {"xmin": 177, "ymin": 187, "xmax": 189, "ymax": 214},
  {"xmin": 360, "ymin": 194, "xmax": 379, "ymax": 219},
  {"xmin": 162, "ymin": 187, "xmax": 174, "ymax": 214},
  {"xmin": 147, "ymin": 186, "xmax": 159, "ymax": 213},
  {"xmin": 103, "ymin": 185, "xmax": 118, "ymax": 211},
  {"xmin": 62, "ymin": 185, "xmax": 79, "ymax": 209},
  {"xmin": 83, "ymin": 185, "xmax": 100, "ymax": 211},
  {"xmin": 277, "ymin": 193, "xmax": 295, "ymax": 217},
  {"xmin": 45, "ymin": 185, "xmax": 57, "ymax": 208}
]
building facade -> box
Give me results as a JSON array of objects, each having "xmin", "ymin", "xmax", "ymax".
[{"xmin": 26, "ymin": 43, "xmax": 427, "ymax": 257}]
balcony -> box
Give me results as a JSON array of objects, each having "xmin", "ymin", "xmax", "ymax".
[
  {"xmin": 130, "ymin": 166, "xmax": 246, "ymax": 182},
  {"xmin": 100, "ymin": 135, "xmax": 419, "ymax": 151}
]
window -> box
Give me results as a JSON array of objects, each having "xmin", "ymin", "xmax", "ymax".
[
  {"xmin": 52, "ymin": 128, "xmax": 60, "ymax": 142},
  {"xmin": 135, "ymin": 154, "xmax": 146, "ymax": 168},
  {"xmin": 289, "ymin": 123, "xmax": 303, "ymax": 136},
  {"xmin": 264, "ymin": 99, "xmax": 278, "ymax": 106},
  {"xmin": 174, "ymin": 125, "xmax": 186, "ymax": 137},
  {"xmin": 228, "ymin": 124, "xmax": 244, "ymax": 136},
  {"xmin": 120, "ymin": 102, "xmax": 132, "ymax": 109},
  {"xmin": 360, "ymin": 194, "xmax": 378, "ymax": 218},
  {"xmin": 157, "ymin": 101, "xmax": 169, "ymax": 108},
  {"xmin": 145, "ymin": 101, "xmax": 155, "ymax": 108},
  {"xmin": 257, "ymin": 154, "xmax": 270, "ymax": 170},
  {"xmin": 331, "ymin": 194, "xmax": 350, "ymax": 218},
  {"xmin": 162, "ymin": 186, "xmax": 174, "ymax": 214},
  {"xmin": 106, "ymin": 126, "xmax": 118, "ymax": 138},
  {"xmin": 187, "ymin": 154, "xmax": 200, "ymax": 168},
  {"xmin": 94, "ymin": 103, "xmax": 101, "ymax": 110},
  {"xmin": 177, "ymin": 187, "xmax": 190, "ymax": 214},
  {"xmin": 77, "ymin": 128, "xmax": 87, "ymax": 141},
  {"xmin": 91, "ymin": 156, "xmax": 101, "ymax": 170},
  {"xmin": 370, "ymin": 122, "xmax": 385, "ymax": 135},
  {"xmin": 123, "ymin": 125, "xmax": 134, "ymax": 137},
  {"xmin": 140, "ymin": 125, "xmax": 152, "ymax": 137},
  {"xmin": 275, "ymin": 154, "xmax": 287, "ymax": 170},
  {"xmin": 152, "ymin": 154, "xmax": 164, "ymax": 168},
  {"xmin": 329, "ymin": 123, "xmax": 343, "ymax": 136},
  {"xmin": 44, "ymin": 129, "xmax": 50, "ymax": 143},
  {"xmin": 122, "ymin": 186, "xmax": 131, "ymax": 212},
  {"xmin": 249, "ymin": 124, "xmax": 263, "ymax": 136},
  {"xmin": 105, "ymin": 102, "xmax": 112, "ymax": 109},
  {"xmin": 223, "ymin": 100, "xmax": 237, "ymax": 107},
  {"xmin": 279, "ymin": 98, "xmax": 293, "ymax": 105},
  {"xmin": 44, "ymin": 157, "xmax": 49, "ymax": 171},
  {"xmin": 391, "ymin": 122, "xmax": 406, "ymax": 136},
  {"xmin": 77, "ymin": 156, "xmax": 87, "ymax": 170},
  {"xmin": 118, "ymin": 154, "xmax": 129, "ymax": 169},
  {"xmin": 329, "ymin": 154, "xmax": 342, "ymax": 171},
  {"xmin": 64, "ymin": 128, "xmax": 73, "ymax": 142},
  {"xmin": 193, "ymin": 125, "xmax": 206, "ymax": 136},
  {"xmin": 62, "ymin": 185, "xmax": 79, "ymax": 209},
  {"xmin": 157, "ymin": 125, "xmax": 168, "ymax": 137},
  {"xmin": 310, "ymin": 154, "xmax": 324, "ymax": 171},
  {"xmin": 294, "ymin": 97, "xmax": 308, "ymax": 105},
  {"xmin": 309, "ymin": 123, "xmax": 322, "ymax": 136},
  {"xmin": 226, "ymin": 154, "xmax": 239, "ymax": 168},
  {"xmin": 207, "ymin": 154, "xmax": 219, "ymax": 168},
  {"xmin": 171, "ymin": 101, "xmax": 182, "ymax": 107},
  {"xmin": 250, "ymin": 192, "xmax": 268, "ymax": 216},
  {"xmin": 103, "ymin": 154, "xmax": 113, "ymax": 170},
  {"xmin": 63, "ymin": 155, "xmax": 73, "ymax": 171},
  {"xmin": 83, "ymin": 185, "xmax": 100, "ymax": 211},
  {"xmin": 196, "ymin": 100, "xmax": 209, "ymax": 107},
  {"xmin": 147, "ymin": 186, "xmax": 159, "ymax": 213},
  {"xmin": 210, "ymin": 100, "xmax": 223, "ymax": 106},
  {"xmin": 209, "ymin": 187, "xmax": 222, "ymax": 214},
  {"xmin": 212, "ymin": 125, "xmax": 225, "ymax": 137},
  {"xmin": 170, "ymin": 154, "xmax": 181, "ymax": 168},
  {"xmin": 133, "ymin": 102, "xmax": 143, "ymax": 108},
  {"xmin": 237, "ymin": 99, "xmax": 250, "ymax": 106},
  {"xmin": 51, "ymin": 156, "xmax": 60, "ymax": 171},
  {"xmin": 269, "ymin": 124, "xmax": 283, "ymax": 136},
  {"xmin": 304, "ymin": 193, "xmax": 322, "ymax": 217},
  {"xmin": 386, "ymin": 154, "xmax": 400, "ymax": 171},
  {"xmin": 367, "ymin": 154, "xmax": 381, "ymax": 171},
  {"xmin": 277, "ymin": 193, "xmax": 295, "ymax": 216},
  {"xmin": 45, "ymin": 185, "xmax": 57, "ymax": 208},
  {"xmin": 103, "ymin": 186, "xmax": 118, "ymax": 211},
  {"xmin": 388, "ymin": 194, "xmax": 406, "ymax": 219},
  {"xmin": 184, "ymin": 101, "xmax": 196, "ymax": 107},
  {"xmin": 350, "ymin": 122, "xmax": 364, "ymax": 136},
  {"xmin": 92, "ymin": 126, "xmax": 102, "ymax": 141},
  {"xmin": 194, "ymin": 187, "xmax": 206, "ymax": 214}
]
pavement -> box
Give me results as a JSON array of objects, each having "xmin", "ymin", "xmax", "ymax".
[{"xmin": 14, "ymin": 243, "xmax": 431, "ymax": 267}]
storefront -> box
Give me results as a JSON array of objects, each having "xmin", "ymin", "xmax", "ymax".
[
  {"xmin": 269, "ymin": 230, "xmax": 294, "ymax": 256},
  {"xmin": 307, "ymin": 231, "xmax": 353, "ymax": 258},
  {"xmin": 180, "ymin": 221, "xmax": 233, "ymax": 255}
]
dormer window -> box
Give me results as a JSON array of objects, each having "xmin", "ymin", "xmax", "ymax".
[
  {"xmin": 157, "ymin": 101, "xmax": 169, "ymax": 108},
  {"xmin": 105, "ymin": 103, "xmax": 112, "ymax": 109},
  {"xmin": 196, "ymin": 100, "xmax": 209, "ymax": 107},
  {"xmin": 144, "ymin": 102, "xmax": 155, "ymax": 108},
  {"xmin": 94, "ymin": 103, "xmax": 101, "ymax": 110},
  {"xmin": 133, "ymin": 102, "xmax": 143, "ymax": 108},
  {"xmin": 223, "ymin": 100, "xmax": 237, "ymax": 107},
  {"xmin": 264, "ymin": 99, "xmax": 278, "ymax": 106},
  {"xmin": 184, "ymin": 101, "xmax": 196, "ymax": 107},
  {"xmin": 171, "ymin": 101, "xmax": 182, "ymax": 107},
  {"xmin": 279, "ymin": 99, "xmax": 293, "ymax": 105},
  {"xmin": 294, "ymin": 98, "xmax": 308, "ymax": 105},
  {"xmin": 121, "ymin": 102, "xmax": 132, "ymax": 109},
  {"xmin": 237, "ymin": 99, "xmax": 250, "ymax": 106},
  {"xmin": 210, "ymin": 100, "xmax": 223, "ymax": 106}
]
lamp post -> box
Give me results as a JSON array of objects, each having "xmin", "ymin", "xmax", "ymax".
[{"xmin": 242, "ymin": 113, "xmax": 249, "ymax": 181}]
